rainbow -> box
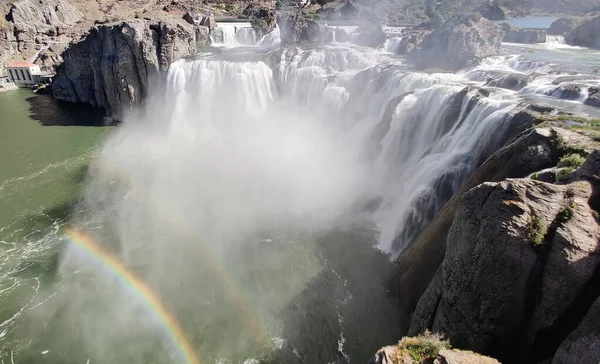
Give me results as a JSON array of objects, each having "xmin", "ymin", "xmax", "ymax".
[
  {"xmin": 87, "ymin": 159, "xmax": 269, "ymax": 343},
  {"xmin": 64, "ymin": 227, "xmax": 200, "ymax": 364}
]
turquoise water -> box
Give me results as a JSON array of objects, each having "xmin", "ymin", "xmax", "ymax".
[{"xmin": 497, "ymin": 16, "xmax": 558, "ymax": 29}]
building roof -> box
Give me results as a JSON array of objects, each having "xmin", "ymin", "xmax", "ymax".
[{"xmin": 7, "ymin": 61, "xmax": 35, "ymax": 68}]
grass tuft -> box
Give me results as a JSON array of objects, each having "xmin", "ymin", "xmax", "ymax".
[{"xmin": 394, "ymin": 331, "xmax": 450, "ymax": 363}]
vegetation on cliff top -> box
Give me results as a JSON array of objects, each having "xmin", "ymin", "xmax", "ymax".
[{"xmin": 393, "ymin": 330, "xmax": 450, "ymax": 362}]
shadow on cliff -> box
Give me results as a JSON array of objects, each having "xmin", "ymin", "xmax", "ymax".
[
  {"xmin": 264, "ymin": 227, "xmax": 409, "ymax": 364},
  {"xmin": 26, "ymin": 94, "xmax": 107, "ymax": 126}
]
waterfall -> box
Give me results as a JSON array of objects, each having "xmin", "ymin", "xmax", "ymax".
[
  {"xmin": 139, "ymin": 46, "xmax": 529, "ymax": 254},
  {"xmin": 383, "ymin": 37, "xmax": 404, "ymax": 53},
  {"xmin": 210, "ymin": 22, "xmax": 258, "ymax": 46},
  {"xmin": 546, "ymin": 35, "xmax": 566, "ymax": 44}
]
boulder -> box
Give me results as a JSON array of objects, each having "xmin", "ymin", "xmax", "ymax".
[
  {"xmin": 250, "ymin": 8, "xmax": 276, "ymax": 37},
  {"xmin": 408, "ymin": 16, "xmax": 503, "ymax": 71},
  {"xmin": 566, "ymin": 16, "xmax": 600, "ymax": 49},
  {"xmin": 485, "ymin": 73, "xmax": 529, "ymax": 91},
  {"xmin": 553, "ymin": 297, "xmax": 600, "ymax": 364},
  {"xmin": 549, "ymin": 84, "xmax": 584, "ymax": 100},
  {"xmin": 548, "ymin": 17, "xmax": 586, "ymax": 36},
  {"xmin": 503, "ymin": 26, "xmax": 547, "ymax": 44},
  {"xmin": 585, "ymin": 88, "xmax": 600, "ymax": 108},
  {"xmin": 410, "ymin": 177, "xmax": 600, "ymax": 361},
  {"xmin": 394, "ymin": 29, "xmax": 431, "ymax": 55},
  {"xmin": 52, "ymin": 18, "xmax": 207, "ymax": 119},
  {"xmin": 478, "ymin": 4, "xmax": 506, "ymax": 21}
]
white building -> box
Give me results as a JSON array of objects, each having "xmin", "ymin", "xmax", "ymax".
[{"xmin": 6, "ymin": 61, "xmax": 43, "ymax": 87}]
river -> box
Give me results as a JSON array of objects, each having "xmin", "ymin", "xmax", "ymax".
[{"xmin": 1, "ymin": 26, "xmax": 600, "ymax": 364}]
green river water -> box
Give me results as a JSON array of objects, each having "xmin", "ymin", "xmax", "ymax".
[{"xmin": 0, "ymin": 90, "xmax": 110, "ymax": 362}]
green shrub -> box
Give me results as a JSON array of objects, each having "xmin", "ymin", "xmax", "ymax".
[
  {"xmin": 276, "ymin": 0, "xmax": 283, "ymax": 9},
  {"xmin": 527, "ymin": 212, "xmax": 548, "ymax": 246},
  {"xmin": 224, "ymin": 4, "xmax": 234, "ymax": 12},
  {"xmin": 558, "ymin": 154, "xmax": 586, "ymax": 169},
  {"xmin": 555, "ymin": 201, "xmax": 576, "ymax": 226}
]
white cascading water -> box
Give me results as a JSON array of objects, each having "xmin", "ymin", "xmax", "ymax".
[
  {"xmin": 210, "ymin": 22, "xmax": 258, "ymax": 46},
  {"xmin": 546, "ymin": 35, "xmax": 566, "ymax": 44},
  {"xmin": 383, "ymin": 37, "xmax": 404, "ymax": 53}
]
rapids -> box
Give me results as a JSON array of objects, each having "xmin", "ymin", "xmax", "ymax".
[{"xmin": 1, "ymin": 24, "xmax": 600, "ymax": 364}]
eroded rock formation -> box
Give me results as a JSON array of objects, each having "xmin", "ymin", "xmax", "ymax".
[{"xmin": 52, "ymin": 18, "xmax": 208, "ymax": 119}]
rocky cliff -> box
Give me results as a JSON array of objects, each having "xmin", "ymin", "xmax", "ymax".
[
  {"xmin": 388, "ymin": 111, "xmax": 600, "ymax": 363},
  {"xmin": 52, "ymin": 18, "xmax": 208, "ymax": 119}
]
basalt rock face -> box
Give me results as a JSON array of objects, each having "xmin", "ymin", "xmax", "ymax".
[
  {"xmin": 52, "ymin": 18, "xmax": 206, "ymax": 119},
  {"xmin": 392, "ymin": 121, "xmax": 600, "ymax": 362},
  {"xmin": 409, "ymin": 176, "xmax": 600, "ymax": 362},
  {"xmin": 408, "ymin": 17, "xmax": 503, "ymax": 71},
  {"xmin": 566, "ymin": 16, "xmax": 600, "ymax": 49},
  {"xmin": 553, "ymin": 296, "xmax": 600, "ymax": 364}
]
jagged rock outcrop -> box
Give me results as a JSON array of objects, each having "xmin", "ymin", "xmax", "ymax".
[
  {"xmin": 566, "ymin": 16, "xmax": 600, "ymax": 49},
  {"xmin": 503, "ymin": 26, "xmax": 547, "ymax": 44},
  {"xmin": 553, "ymin": 296, "xmax": 600, "ymax": 364},
  {"xmin": 409, "ymin": 173, "xmax": 600, "ymax": 361},
  {"xmin": 408, "ymin": 16, "xmax": 503, "ymax": 71},
  {"xmin": 52, "ymin": 18, "xmax": 208, "ymax": 119}
]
